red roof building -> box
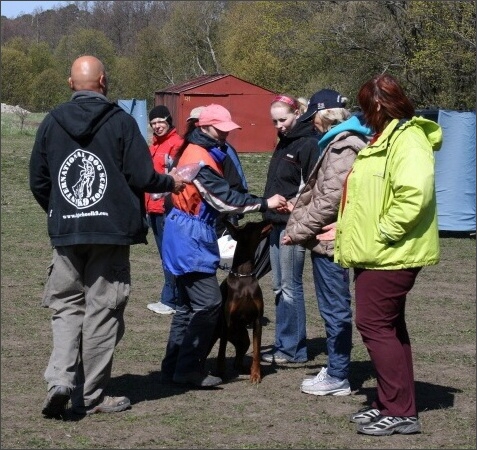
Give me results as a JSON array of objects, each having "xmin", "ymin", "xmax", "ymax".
[{"xmin": 154, "ymin": 74, "xmax": 277, "ymax": 152}]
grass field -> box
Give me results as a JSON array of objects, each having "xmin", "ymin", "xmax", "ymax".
[{"xmin": 1, "ymin": 113, "xmax": 475, "ymax": 449}]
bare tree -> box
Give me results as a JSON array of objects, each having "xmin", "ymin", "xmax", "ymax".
[
  {"xmin": 165, "ymin": 1, "xmax": 226, "ymax": 76},
  {"xmin": 13, "ymin": 106, "xmax": 30, "ymax": 133}
]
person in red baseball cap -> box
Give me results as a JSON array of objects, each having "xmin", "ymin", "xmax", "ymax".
[
  {"xmin": 159, "ymin": 103, "xmax": 287, "ymax": 388},
  {"xmin": 197, "ymin": 103, "xmax": 241, "ymax": 132}
]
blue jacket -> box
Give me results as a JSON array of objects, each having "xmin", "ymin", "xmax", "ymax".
[{"xmin": 162, "ymin": 128, "xmax": 268, "ymax": 275}]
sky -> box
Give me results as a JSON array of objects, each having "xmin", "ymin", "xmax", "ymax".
[{"xmin": 1, "ymin": 1, "xmax": 66, "ymax": 18}]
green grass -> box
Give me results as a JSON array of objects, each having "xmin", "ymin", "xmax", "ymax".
[
  {"xmin": 1, "ymin": 111, "xmax": 46, "ymax": 137},
  {"xmin": 1, "ymin": 118, "xmax": 475, "ymax": 449}
]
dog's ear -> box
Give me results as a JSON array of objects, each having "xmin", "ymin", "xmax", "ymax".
[{"xmin": 224, "ymin": 219, "xmax": 239, "ymax": 240}]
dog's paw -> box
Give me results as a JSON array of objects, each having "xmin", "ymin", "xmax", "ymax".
[{"xmin": 250, "ymin": 372, "xmax": 262, "ymax": 384}]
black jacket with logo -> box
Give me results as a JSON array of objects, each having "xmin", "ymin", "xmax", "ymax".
[
  {"xmin": 263, "ymin": 121, "xmax": 319, "ymax": 224},
  {"xmin": 29, "ymin": 91, "xmax": 174, "ymax": 246}
]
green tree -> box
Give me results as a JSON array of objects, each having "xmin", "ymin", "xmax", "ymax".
[
  {"xmin": 406, "ymin": 1, "xmax": 476, "ymax": 109},
  {"xmin": 3, "ymin": 36, "xmax": 30, "ymax": 53},
  {"xmin": 0, "ymin": 47, "xmax": 32, "ymax": 108},
  {"xmin": 54, "ymin": 28, "xmax": 117, "ymax": 92},
  {"xmin": 219, "ymin": 1, "xmax": 321, "ymax": 95},
  {"xmin": 2, "ymin": 1, "xmax": 474, "ymax": 111},
  {"xmin": 28, "ymin": 42, "xmax": 57, "ymax": 77},
  {"xmin": 299, "ymin": 1, "xmax": 475, "ymax": 109},
  {"xmin": 30, "ymin": 68, "xmax": 69, "ymax": 111},
  {"xmin": 113, "ymin": 56, "xmax": 143, "ymax": 101},
  {"xmin": 297, "ymin": 1, "xmax": 413, "ymax": 107},
  {"xmin": 130, "ymin": 25, "xmax": 172, "ymax": 100}
]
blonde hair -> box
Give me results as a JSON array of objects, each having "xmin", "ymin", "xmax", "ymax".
[
  {"xmin": 297, "ymin": 97, "xmax": 308, "ymax": 115},
  {"xmin": 317, "ymin": 107, "xmax": 350, "ymax": 132}
]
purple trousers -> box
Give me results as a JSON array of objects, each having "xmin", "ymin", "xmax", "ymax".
[{"xmin": 354, "ymin": 267, "xmax": 421, "ymax": 417}]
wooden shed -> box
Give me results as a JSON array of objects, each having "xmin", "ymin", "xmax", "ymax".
[{"xmin": 154, "ymin": 74, "xmax": 277, "ymax": 152}]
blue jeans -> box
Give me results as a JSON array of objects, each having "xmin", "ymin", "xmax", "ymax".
[
  {"xmin": 149, "ymin": 213, "xmax": 178, "ymax": 309},
  {"xmin": 311, "ymin": 253, "xmax": 352, "ymax": 380},
  {"xmin": 269, "ymin": 224, "xmax": 307, "ymax": 362}
]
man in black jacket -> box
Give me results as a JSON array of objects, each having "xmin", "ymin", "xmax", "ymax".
[{"xmin": 30, "ymin": 55, "xmax": 186, "ymax": 417}]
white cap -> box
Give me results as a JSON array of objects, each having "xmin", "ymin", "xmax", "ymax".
[{"xmin": 187, "ymin": 106, "xmax": 205, "ymax": 122}]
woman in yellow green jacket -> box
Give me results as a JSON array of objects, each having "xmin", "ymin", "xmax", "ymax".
[{"xmin": 334, "ymin": 74, "xmax": 442, "ymax": 436}]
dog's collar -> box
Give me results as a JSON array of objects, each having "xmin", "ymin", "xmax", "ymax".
[{"xmin": 229, "ymin": 270, "xmax": 255, "ymax": 278}]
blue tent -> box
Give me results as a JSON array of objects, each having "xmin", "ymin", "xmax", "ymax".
[
  {"xmin": 118, "ymin": 99, "xmax": 148, "ymax": 142},
  {"xmin": 434, "ymin": 110, "xmax": 476, "ymax": 232}
]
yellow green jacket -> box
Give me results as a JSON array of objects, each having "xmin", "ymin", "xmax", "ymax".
[{"xmin": 335, "ymin": 117, "xmax": 442, "ymax": 269}]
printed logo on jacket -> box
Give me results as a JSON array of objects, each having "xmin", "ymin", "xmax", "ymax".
[{"xmin": 59, "ymin": 149, "xmax": 107, "ymax": 209}]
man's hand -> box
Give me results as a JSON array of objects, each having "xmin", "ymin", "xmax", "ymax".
[
  {"xmin": 270, "ymin": 199, "xmax": 294, "ymax": 214},
  {"xmin": 266, "ymin": 194, "xmax": 287, "ymax": 210},
  {"xmin": 169, "ymin": 167, "xmax": 187, "ymax": 194},
  {"xmin": 316, "ymin": 222, "xmax": 337, "ymax": 241}
]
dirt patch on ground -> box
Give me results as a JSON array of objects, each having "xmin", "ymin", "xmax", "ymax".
[
  {"xmin": 1, "ymin": 138, "xmax": 475, "ymax": 448},
  {"xmin": 1, "ymin": 235, "xmax": 475, "ymax": 449}
]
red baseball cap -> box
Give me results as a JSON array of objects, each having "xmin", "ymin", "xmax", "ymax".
[{"xmin": 197, "ymin": 104, "xmax": 241, "ymax": 132}]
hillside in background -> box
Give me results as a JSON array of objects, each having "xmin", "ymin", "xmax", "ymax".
[{"xmin": 1, "ymin": 1, "xmax": 475, "ymax": 112}]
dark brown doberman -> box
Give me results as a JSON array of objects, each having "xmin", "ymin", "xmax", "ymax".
[{"xmin": 211, "ymin": 219, "xmax": 273, "ymax": 384}]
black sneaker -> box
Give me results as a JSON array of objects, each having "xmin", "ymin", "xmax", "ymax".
[
  {"xmin": 173, "ymin": 372, "xmax": 222, "ymax": 387},
  {"xmin": 357, "ymin": 415, "xmax": 421, "ymax": 436},
  {"xmin": 350, "ymin": 407, "xmax": 381, "ymax": 424},
  {"xmin": 41, "ymin": 385, "xmax": 71, "ymax": 418}
]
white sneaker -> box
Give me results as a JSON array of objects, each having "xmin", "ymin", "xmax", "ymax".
[
  {"xmin": 301, "ymin": 369, "xmax": 351, "ymax": 396},
  {"xmin": 147, "ymin": 302, "xmax": 175, "ymax": 315},
  {"xmin": 301, "ymin": 367, "xmax": 328, "ymax": 388}
]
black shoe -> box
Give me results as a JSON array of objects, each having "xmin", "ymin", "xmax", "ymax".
[
  {"xmin": 41, "ymin": 385, "xmax": 71, "ymax": 418},
  {"xmin": 173, "ymin": 372, "xmax": 222, "ymax": 387},
  {"xmin": 161, "ymin": 374, "xmax": 174, "ymax": 384}
]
